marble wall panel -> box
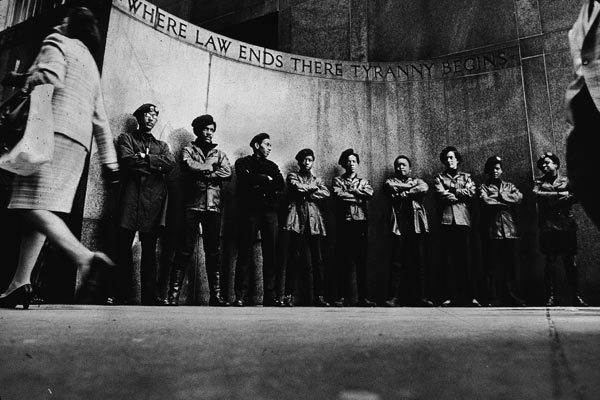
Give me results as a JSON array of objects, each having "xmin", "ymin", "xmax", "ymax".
[
  {"xmin": 514, "ymin": 0, "xmax": 542, "ymax": 38},
  {"xmin": 290, "ymin": 0, "xmax": 350, "ymax": 61},
  {"xmin": 368, "ymin": 0, "xmax": 518, "ymax": 61},
  {"xmin": 76, "ymin": 1, "xmax": 600, "ymax": 305},
  {"xmin": 538, "ymin": 0, "xmax": 582, "ymax": 34}
]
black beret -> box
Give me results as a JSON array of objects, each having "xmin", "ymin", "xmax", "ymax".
[
  {"xmin": 484, "ymin": 155, "xmax": 503, "ymax": 174},
  {"xmin": 250, "ymin": 132, "xmax": 270, "ymax": 148},
  {"xmin": 537, "ymin": 152, "xmax": 560, "ymax": 170},
  {"xmin": 192, "ymin": 114, "xmax": 216, "ymax": 130},
  {"xmin": 295, "ymin": 148, "xmax": 315, "ymax": 163},
  {"xmin": 133, "ymin": 103, "xmax": 159, "ymax": 119},
  {"xmin": 338, "ymin": 148, "xmax": 360, "ymax": 166}
]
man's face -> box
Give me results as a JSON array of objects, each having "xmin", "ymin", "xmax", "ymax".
[
  {"xmin": 444, "ymin": 151, "xmax": 459, "ymax": 170},
  {"xmin": 540, "ymin": 157, "xmax": 558, "ymax": 175},
  {"xmin": 140, "ymin": 111, "xmax": 158, "ymax": 131},
  {"xmin": 196, "ymin": 124, "xmax": 216, "ymax": 143},
  {"xmin": 395, "ymin": 158, "xmax": 411, "ymax": 178},
  {"xmin": 299, "ymin": 156, "xmax": 314, "ymax": 172},
  {"xmin": 345, "ymin": 155, "xmax": 358, "ymax": 173},
  {"xmin": 255, "ymin": 138, "xmax": 272, "ymax": 158},
  {"xmin": 488, "ymin": 163, "xmax": 502, "ymax": 180}
]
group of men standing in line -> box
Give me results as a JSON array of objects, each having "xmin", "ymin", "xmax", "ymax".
[{"xmin": 108, "ymin": 103, "xmax": 589, "ymax": 308}]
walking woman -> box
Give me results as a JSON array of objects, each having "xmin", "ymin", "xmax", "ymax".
[{"xmin": 0, "ymin": 7, "xmax": 119, "ymax": 309}]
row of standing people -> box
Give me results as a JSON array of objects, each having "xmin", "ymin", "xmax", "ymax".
[
  {"xmin": 110, "ymin": 105, "xmax": 588, "ymax": 308},
  {"xmin": 0, "ymin": 6, "xmax": 591, "ymax": 310}
]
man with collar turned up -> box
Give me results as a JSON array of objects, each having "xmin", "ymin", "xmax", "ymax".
[
  {"xmin": 234, "ymin": 133, "xmax": 285, "ymax": 306},
  {"xmin": 167, "ymin": 114, "xmax": 232, "ymax": 306}
]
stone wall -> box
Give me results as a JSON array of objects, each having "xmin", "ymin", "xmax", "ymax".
[{"xmin": 77, "ymin": 0, "xmax": 600, "ymax": 305}]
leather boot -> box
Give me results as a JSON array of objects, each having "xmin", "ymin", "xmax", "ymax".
[
  {"xmin": 208, "ymin": 271, "xmax": 230, "ymax": 306},
  {"xmin": 167, "ymin": 267, "xmax": 185, "ymax": 306},
  {"xmin": 315, "ymin": 296, "xmax": 330, "ymax": 307},
  {"xmin": 544, "ymin": 259, "xmax": 556, "ymax": 307},
  {"xmin": 566, "ymin": 260, "xmax": 589, "ymax": 307}
]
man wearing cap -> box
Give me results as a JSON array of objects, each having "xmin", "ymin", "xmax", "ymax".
[
  {"xmin": 533, "ymin": 152, "xmax": 588, "ymax": 307},
  {"xmin": 114, "ymin": 103, "xmax": 175, "ymax": 305},
  {"xmin": 234, "ymin": 133, "xmax": 285, "ymax": 306},
  {"xmin": 565, "ymin": 1, "xmax": 600, "ymax": 230},
  {"xmin": 479, "ymin": 155, "xmax": 526, "ymax": 307},
  {"xmin": 280, "ymin": 148, "xmax": 330, "ymax": 307},
  {"xmin": 167, "ymin": 114, "xmax": 232, "ymax": 306}
]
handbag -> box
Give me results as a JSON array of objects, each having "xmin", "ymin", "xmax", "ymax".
[
  {"xmin": 0, "ymin": 84, "xmax": 54, "ymax": 176},
  {"xmin": 0, "ymin": 90, "xmax": 29, "ymax": 155}
]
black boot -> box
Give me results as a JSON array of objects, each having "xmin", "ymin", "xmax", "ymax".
[
  {"xmin": 545, "ymin": 259, "xmax": 556, "ymax": 307},
  {"xmin": 167, "ymin": 267, "xmax": 185, "ymax": 306},
  {"xmin": 314, "ymin": 296, "xmax": 330, "ymax": 307},
  {"xmin": 566, "ymin": 260, "xmax": 589, "ymax": 307},
  {"xmin": 208, "ymin": 271, "xmax": 230, "ymax": 306}
]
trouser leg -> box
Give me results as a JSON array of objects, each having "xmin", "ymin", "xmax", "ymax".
[
  {"xmin": 354, "ymin": 221, "xmax": 369, "ymax": 300},
  {"xmin": 544, "ymin": 255, "xmax": 556, "ymax": 305},
  {"xmin": 235, "ymin": 212, "xmax": 260, "ymax": 301},
  {"xmin": 201, "ymin": 212, "xmax": 223, "ymax": 297},
  {"xmin": 281, "ymin": 231, "xmax": 299, "ymax": 296},
  {"xmin": 335, "ymin": 222, "xmax": 350, "ymax": 301},
  {"xmin": 309, "ymin": 235, "xmax": 326, "ymax": 298},
  {"xmin": 139, "ymin": 231, "xmax": 158, "ymax": 305},
  {"xmin": 116, "ymin": 228, "xmax": 136, "ymax": 303},
  {"xmin": 260, "ymin": 210, "xmax": 279, "ymax": 301},
  {"xmin": 169, "ymin": 209, "xmax": 202, "ymax": 305},
  {"xmin": 388, "ymin": 235, "xmax": 403, "ymax": 300}
]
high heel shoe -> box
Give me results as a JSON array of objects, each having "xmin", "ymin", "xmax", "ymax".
[
  {"xmin": 76, "ymin": 252, "xmax": 116, "ymax": 304},
  {"xmin": 0, "ymin": 284, "xmax": 33, "ymax": 310}
]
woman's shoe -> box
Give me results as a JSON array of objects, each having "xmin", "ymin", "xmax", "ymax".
[
  {"xmin": 77, "ymin": 252, "xmax": 116, "ymax": 304},
  {"xmin": 0, "ymin": 284, "xmax": 33, "ymax": 310}
]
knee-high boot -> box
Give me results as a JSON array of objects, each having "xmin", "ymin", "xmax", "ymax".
[
  {"xmin": 208, "ymin": 269, "xmax": 230, "ymax": 306},
  {"xmin": 167, "ymin": 266, "xmax": 186, "ymax": 306}
]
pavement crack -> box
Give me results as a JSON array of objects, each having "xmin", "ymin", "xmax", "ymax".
[{"xmin": 546, "ymin": 308, "xmax": 586, "ymax": 400}]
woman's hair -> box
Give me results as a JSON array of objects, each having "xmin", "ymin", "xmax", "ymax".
[
  {"xmin": 439, "ymin": 146, "xmax": 462, "ymax": 166},
  {"xmin": 66, "ymin": 7, "xmax": 102, "ymax": 54}
]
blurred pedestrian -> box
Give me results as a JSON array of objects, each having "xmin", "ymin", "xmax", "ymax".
[{"xmin": 0, "ymin": 7, "xmax": 119, "ymax": 309}]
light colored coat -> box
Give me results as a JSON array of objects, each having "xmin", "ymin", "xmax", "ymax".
[
  {"xmin": 433, "ymin": 171, "xmax": 475, "ymax": 226},
  {"xmin": 384, "ymin": 176, "xmax": 429, "ymax": 236},
  {"xmin": 283, "ymin": 172, "xmax": 329, "ymax": 235},
  {"xmin": 29, "ymin": 32, "xmax": 116, "ymax": 165},
  {"xmin": 565, "ymin": 1, "xmax": 600, "ymax": 122}
]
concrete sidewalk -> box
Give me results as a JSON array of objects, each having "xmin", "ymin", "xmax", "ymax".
[{"xmin": 1, "ymin": 306, "xmax": 599, "ymax": 399}]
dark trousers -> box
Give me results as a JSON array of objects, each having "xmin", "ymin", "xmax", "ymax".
[
  {"xmin": 486, "ymin": 239, "xmax": 521, "ymax": 306},
  {"xmin": 336, "ymin": 220, "xmax": 368, "ymax": 301},
  {"xmin": 440, "ymin": 225, "xmax": 474, "ymax": 303},
  {"xmin": 173, "ymin": 210, "xmax": 222, "ymax": 295},
  {"xmin": 545, "ymin": 254, "xmax": 579, "ymax": 299},
  {"xmin": 280, "ymin": 230, "xmax": 326, "ymax": 298},
  {"xmin": 388, "ymin": 233, "xmax": 427, "ymax": 303},
  {"xmin": 567, "ymin": 85, "xmax": 600, "ymax": 229},
  {"xmin": 235, "ymin": 209, "xmax": 278, "ymax": 301},
  {"xmin": 116, "ymin": 228, "xmax": 158, "ymax": 305}
]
